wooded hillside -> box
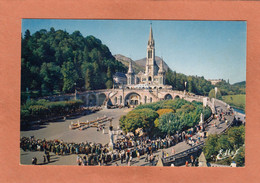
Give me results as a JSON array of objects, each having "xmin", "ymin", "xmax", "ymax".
[{"xmin": 21, "ymin": 28, "xmax": 127, "ymax": 100}]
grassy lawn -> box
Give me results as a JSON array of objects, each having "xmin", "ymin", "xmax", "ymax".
[{"xmin": 222, "ymin": 94, "xmax": 245, "ymax": 111}]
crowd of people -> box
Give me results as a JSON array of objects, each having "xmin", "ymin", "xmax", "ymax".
[
  {"xmin": 20, "ymin": 125, "xmax": 206, "ymax": 166},
  {"xmin": 20, "ymin": 98, "xmax": 238, "ymax": 166},
  {"xmin": 22, "ymin": 108, "xmax": 233, "ymax": 166}
]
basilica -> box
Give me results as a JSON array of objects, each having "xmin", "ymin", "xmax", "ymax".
[{"xmin": 126, "ymin": 25, "xmax": 172, "ymax": 90}]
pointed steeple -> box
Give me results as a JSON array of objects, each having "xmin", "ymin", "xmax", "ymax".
[
  {"xmin": 148, "ymin": 23, "xmax": 154, "ymax": 46},
  {"xmin": 128, "ymin": 60, "xmax": 134, "ymax": 74},
  {"xmin": 158, "ymin": 58, "xmax": 165, "ymax": 74}
]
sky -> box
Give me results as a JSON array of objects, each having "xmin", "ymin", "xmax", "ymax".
[{"xmin": 22, "ymin": 19, "xmax": 247, "ymax": 84}]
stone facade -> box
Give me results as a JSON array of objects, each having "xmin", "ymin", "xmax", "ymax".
[
  {"xmin": 43, "ymin": 88, "xmax": 205, "ymax": 108},
  {"xmin": 208, "ymin": 79, "xmax": 222, "ymax": 85},
  {"xmin": 41, "ymin": 25, "xmax": 213, "ymax": 108},
  {"xmin": 126, "ymin": 25, "xmax": 171, "ymax": 90}
]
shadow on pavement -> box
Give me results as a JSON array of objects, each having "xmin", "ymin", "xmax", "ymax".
[{"xmin": 21, "ymin": 125, "xmax": 47, "ymax": 131}]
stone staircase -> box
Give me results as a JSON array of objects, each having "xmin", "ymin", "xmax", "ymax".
[
  {"xmin": 149, "ymin": 90, "xmax": 159, "ymax": 99},
  {"xmin": 103, "ymin": 91, "xmax": 118, "ymax": 106},
  {"xmin": 109, "ymin": 91, "xmax": 118, "ymax": 99}
]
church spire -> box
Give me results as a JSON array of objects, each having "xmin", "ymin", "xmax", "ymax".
[
  {"xmin": 128, "ymin": 60, "xmax": 134, "ymax": 74},
  {"xmin": 146, "ymin": 23, "xmax": 156, "ymax": 76},
  {"xmin": 158, "ymin": 58, "xmax": 165, "ymax": 74},
  {"xmin": 148, "ymin": 23, "xmax": 154, "ymax": 46}
]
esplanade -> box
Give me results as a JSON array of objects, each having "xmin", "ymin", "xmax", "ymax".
[{"xmin": 41, "ymin": 25, "xmax": 210, "ymax": 108}]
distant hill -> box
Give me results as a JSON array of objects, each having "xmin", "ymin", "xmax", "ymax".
[
  {"xmin": 114, "ymin": 54, "xmax": 170, "ymax": 73},
  {"xmin": 135, "ymin": 56, "xmax": 170, "ymax": 71},
  {"xmin": 114, "ymin": 54, "xmax": 144, "ymax": 73},
  {"xmin": 232, "ymin": 81, "xmax": 246, "ymax": 87}
]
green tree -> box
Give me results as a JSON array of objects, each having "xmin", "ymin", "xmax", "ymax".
[
  {"xmin": 24, "ymin": 29, "xmax": 31, "ymax": 40},
  {"xmin": 217, "ymin": 135, "xmax": 232, "ymax": 151},
  {"xmin": 233, "ymin": 146, "xmax": 245, "ymax": 167},
  {"xmin": 92, "ymin": 61, "xmax": 102, "ymax": 89},
  {"xmin": 119, "ymin": 108, "xmax": 158, "ymax": 133},
  {"xmin": 105, "ymin": 66, "xmax": 113, "ymax": 89},
  {"xmin": 203, "ymin": 126, "xmax": 245, "ymax": 163},
  {"xmin": 187, "ymin": 76, "xmax": 193, "ymax": 93},
  {"xmin": 208, "ymin": 88, "xmax": 222, "ymax": 99},
  {"xmin": 176, "ymin": 104, "xmax": 195, "ymax": 113},
  {"xmin": 85, "ymin": 68, "xmax": 93, "ymax": 90},
  {"xmin": 203, "ymin": 134, "xmax": 219, "ymax": 161},
  {"xmin": 158, "ymin": 112, "xmax": 184, "ymax": 135},
  {"xmin": 61, "ymin": 61, "xmax": 79, "ymax": 93},
  {"xmin": 105, "ymin": 80, "xmax": 113, "ymax": 89},
  {"xmin": 40, "ymin": 62, "xmax": 61, "ymax": 93},
  {"xmin": 165, "ymin": 69, "xmax": 174, "ymax": 88},
  {"xmin": 21, "ymin": 99, "xmax": 84, "ymax": 122},
  {"xmin": 227, "ymin": 125, "xmax": 245, "ymax": 149},
  {"xmin": 107, "ymin": 66, "xmax": 112, "ymax": 80},
  {"xmin": 29, "ymin": 66, "xmax": 42, "ymax": 91},
  {"xmin": 21, "ymin": 28, "xmax": 129, "ymax": 102}
]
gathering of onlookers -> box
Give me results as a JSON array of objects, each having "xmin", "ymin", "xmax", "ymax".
[
  {"xmin": 21, "ymin": 126, "xmax": 203, "ymax": 166},
  {"xmin": 21, "ymin": 103, "xmax": 237, "ymax": 166}
]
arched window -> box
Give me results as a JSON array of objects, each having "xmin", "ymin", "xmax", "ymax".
[
  {"xmin": 150, "ymin": 97, "xmax": 152, "ymax": 103},
  {"xmin": 148, "ymin": 76, "xmax": 152, "ymax": 81},
  {"xmin": 148, "ymin": 50, "xmax": 152, "ymax": 58},
  {"xmin": 144, "ymin": 96, "xmax": 147, "ymax": 104},
  {"xmin": 114, "ymin": 97, "xmax": 117, "ymax": 104},
  {"xmin": 164, "ymin": 94, "xmax": 173, "ymax": 100},
  {"xmin": 119, "ymin": 96, "xmax": 122, "ymax": 104}
]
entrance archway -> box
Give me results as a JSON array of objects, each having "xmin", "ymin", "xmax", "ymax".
[
  {"xmin": 164, "ymin": 94, "xmax": 173, "ymax": 100},
  {"xmin": 125, "ymin": 92, "xmax": 141, "ymax": 106},
  {"xmin": 174, "ymin": 95, "xmax": 180, "ymax": 100},
  {"xmin": 98, "ymin": 93, "xmax": 106, "ymax": 106},
  {"xmin": 80, "ymin": 96, "xmax": 87, "ymax": 105},
  {"xmin": 88, "ymin": 94, "xmax": 97, "ymax": 106}
]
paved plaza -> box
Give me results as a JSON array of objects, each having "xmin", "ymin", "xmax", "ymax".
[
  {"xmin": 21, "ymin": 108, "xmax": 132, "ymax": 144},
  {"xmin": 20, "ymin": 100, "xmax": 233, "ymax": 166}
]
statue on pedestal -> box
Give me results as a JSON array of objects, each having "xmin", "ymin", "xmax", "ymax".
[{"xmin": 109, "ymin": 125, "xmax": 114, "ymax": 150}]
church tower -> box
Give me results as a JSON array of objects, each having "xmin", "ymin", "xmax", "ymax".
[
  {"xmin": 126, "ymin": 60, "xmax": 135, "ymax": 85},
  {"xmin": 145, "ymin": 24, "xmax": 156, "ymax": 82},
  {"xmin": 158, "ymin": 59, "xmax": 165, "ymax": 85}
]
